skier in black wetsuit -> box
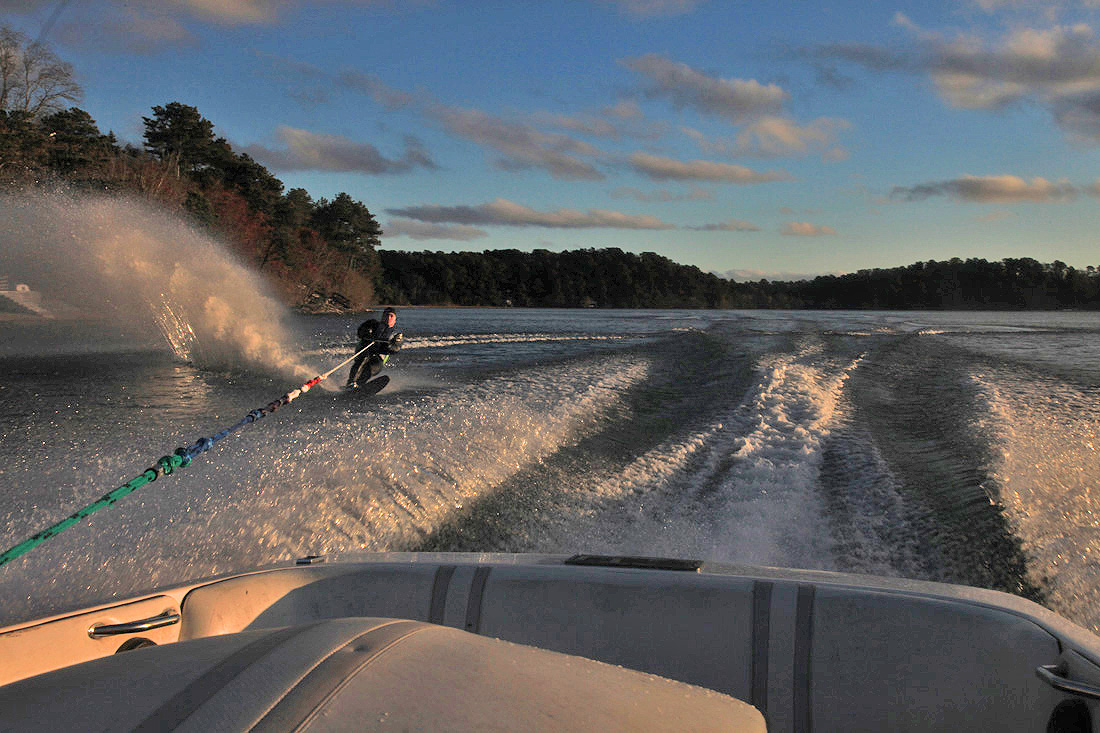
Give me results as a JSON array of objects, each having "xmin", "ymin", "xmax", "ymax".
[{"xmin": 346, "ymin": 306, "xmax": 403, "ymax": 389}]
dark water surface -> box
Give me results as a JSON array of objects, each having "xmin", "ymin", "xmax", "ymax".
[{"xmin": 2, "ymin": 308, "xmax": 1100, "ymax": 633}]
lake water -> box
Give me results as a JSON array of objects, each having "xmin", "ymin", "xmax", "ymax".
[{"xmin": 3, "ymin": 307, "xmax": 1100, "ymax": 633}]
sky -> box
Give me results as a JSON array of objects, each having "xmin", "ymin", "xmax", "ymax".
[{"xmin": 3, "ymin": 0, "xmax": 1100, "ymax": 280}]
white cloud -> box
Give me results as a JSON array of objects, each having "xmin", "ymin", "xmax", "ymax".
[
  {"xmin": 821, "ymin": 19, "xmax": 1100, "ymax": 140},
  {"xmin": 120, "ymin": 0, "xmax": 387, "ymax": 26},
  {"xmin": 736, "ymin": 116, "xmax": 851, "ymax": 158},
  {"xmin": 385, "ymin": 219, "xmax": 488, "ymax": 241},
  {"xmin": 534, "ymin": 105, "xmax": 668, "ymax": 142},
  {"xmin": 621, "ymin": 54, "xmax": 788, "ymax": 122},
  {"xmin": 431, "ymin": 106, "xmax": 606, "ymax": 180},
  {"xmin": 892, "ymin": 174, "xmax": 1078, "ymax": 202},
  {"xmin": 386, "ymin": 198, "xmax": 674, "ymax": 229},
  {"xmin": 682, "ymin": 116, "xmax": 850, "ymax": 159},
  {"xmin": 968, "ymin": 0, "xmax": 1100, "ymax": 12},
  {"xmin": 535, "ymin": 112, "xmax": 621, "ymax": 139},
  {"xmin": 243, "ymin": 126, "xmax": 435, "ymax": 173},
  {"xmin": 336, "ymin": 72, "xmax": 609, "ymax": 180},
  {"xmin": 781, "ymin": 221, "xmax": 837, "ymax": 236},
  {"xmin": 46, "ymin": 5, "xmax": 195, "ymax": 52},
  {"xmin": 172, "ymin": 0, "xmax": 284, "ymax": 24},
  {"xmin": 686, "ymin": 219, "xmax": 761, "ymax": 232},
  {"xmin": 338, "ymin": 70, "xmax": 417, "ymax": 109},
  {"xmin": 629, "ymin": 152, "xmax": 790, "ymax": 183}
]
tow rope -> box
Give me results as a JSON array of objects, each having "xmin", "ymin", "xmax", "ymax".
[{"xmin": 0, "ymin": 343, "xmax": 380, "ymax": 567}]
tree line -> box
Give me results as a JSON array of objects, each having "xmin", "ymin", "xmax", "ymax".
[
  {"xmin": 379, "ymin": 250, "xmax": 1100, "ymax": 310},
  {"xmin": 3, "ymin": 25, "xmax": 1098, "ymax": 312},
  {"xmin": 378, "ymin": 248, "xmax": 746, "ymax": 308}
]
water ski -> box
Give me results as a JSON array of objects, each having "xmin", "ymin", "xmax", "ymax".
[{"xmin": 346, "ymin": 375, "xmax": 389, "ymax": 397}]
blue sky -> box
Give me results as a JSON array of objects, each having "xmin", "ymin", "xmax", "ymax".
[{"xmin": 4, "ymin": 0, "xmax": 1100, "ymax": 280}]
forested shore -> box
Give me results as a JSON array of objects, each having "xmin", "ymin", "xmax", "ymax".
[
  {"xmin": 379, "ymin": 249, "xmax": 1100, "ymax": 310},
  {"xmin": 3, "ymin": 26, "xmax": 1099, "ymax": 312}
]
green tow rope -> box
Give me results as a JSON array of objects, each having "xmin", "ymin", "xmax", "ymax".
[{"xmin": 0, "ymin": 343, "xmax": 376, "ymax": 567}]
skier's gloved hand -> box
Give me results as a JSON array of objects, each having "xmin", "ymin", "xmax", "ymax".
[{"xmin": 388, "ymin": 333, "xmax": 404, "ymax": 352}]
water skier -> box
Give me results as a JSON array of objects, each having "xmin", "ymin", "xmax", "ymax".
[{"xmin": 346, "ymin": 306, "xmax": 403, "ymax": 389}]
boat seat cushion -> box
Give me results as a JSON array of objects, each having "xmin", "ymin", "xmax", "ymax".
[{"xmin": 0, "ymin": 617, "xmax": 764, "ymax": 732}]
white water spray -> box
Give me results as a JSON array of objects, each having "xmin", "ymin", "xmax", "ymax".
[{"xmin": 0, "ymin": 191, "xmax": 314, "ymax": 377}]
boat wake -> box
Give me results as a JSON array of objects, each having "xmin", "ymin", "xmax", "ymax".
[{"xmin": 3, "ymin": 310, "xmax": 1100, "ymax": 633}]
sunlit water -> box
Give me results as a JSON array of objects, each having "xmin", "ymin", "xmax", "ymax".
[{"xmin": 3, "ymin": 307, "xmax": 1100, "ymax": 634}]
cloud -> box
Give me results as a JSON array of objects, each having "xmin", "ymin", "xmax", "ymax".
[
  {"xmin": 9, "ymin": 0, "xmax": 400, "ymax": 28},
  {"xmin": 28, "ymin": 2, "xmax": 394, "ymax": 52},
  {"xmin": 686, "ymin": 219, "xmax": 761, "ymax": 231},
  {"xmin": 252, "ymin": 51, "xmax": 332, "ymax": 104},
  {"xmin": 385, "ymin": 219, "xmax": 488, "ymax": 241},
  {"xmin": 337, "ymin": 70, "xmax": 417, "ymax": 109},
  {"xmin": 533, "ymin": 112, "xmax": 622, "ymax": 139},
  {"xmin": 599, "ymin": 0, "xmax": 708, "ymax": 17},
  {"xmin": 968, "ymin": 0, "xmax": 1100, "ymax": 12},
  {"xmin": 33, "ymin": 0, "xmax": 294, "ymax": 26},
  {"xmin": 244, "ymin": 126, "xmax": 436, "ymax": 174},
  {"xmin": 48, "ymin": 6, "xmax": 195, "ymax": 52},
  {"xmin": 621, "ymin": 54, "xmax": 788, "ymax": 122},
  {"xmin": 534, "ymin": 106, "xmax": 668, "ymax": 142},
  {"xmin": 629, "ymin": 152, "xmax": 790, "ymax": 183},
  {"xmin": 170, "ymin": 0, "xmax": 288, "ymax": 25},
  {"xmin": 430, "ymin": 106, "xmax": 606, "ymax": 180},
  {"xmin": 335, "ymin": 71, "xmax": 610, "ymax": 180},
  {"xmin": 682, "ymin": 116, "xmax": 850, "ymax": 159},
  {"xmin": 781, "ymin": 221, "xmax": 837, "ymax": 236},
  {"xmin": 812, "ymin": 42, "xmax": 917, "ymax": 73},
  {"xmin": 610, "ymin": 186, "xmax": 714, "ymax": 202},
  {"xmin": 386, "ymin": 198, "xmax": 674, "ymax": 229},
  {"xmin": 131, "ymin": 1, "xmax": 386, "ymax": 26},
  {"xmin": 891, "ymin": 174, "xmax": 1078, "ymax": 202},
  {"xmin": 735, "ymin": 116, "xmax": 851, "ymax": 158},
  {"xmin": 817, "ymin": 20, "xmax": 1100, "ymax": 140}
]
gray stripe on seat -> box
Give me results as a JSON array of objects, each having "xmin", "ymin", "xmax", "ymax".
[
  {"xmin": 465, "ymin": 566, "xmax": 492, "ymax": 634},
  {"xmin": 135, "ymin": 624, "xmax": 318, "ymax": 732},
  {"xmin": 429, "ymin": 565, "xmax": 457, "ymax": 625},
  {"xmin": 251, "ymin": 620, "xmax": 427, "ymax": 732},
  {"xmin": 752, "ymin": 580, "xmax": 773, "ymax": 721},
  {"xmin": 793, "ymin": 584, "xmax": 816, "ymax": 733}
]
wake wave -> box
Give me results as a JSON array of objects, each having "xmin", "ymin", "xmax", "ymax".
[
  {"xmin": 525, "ymin": 338, "xmax": 863, "ymax": 569},
  {"xmin": 970, "ymin": 369, "xmax": 1100, "ymax": 632},
  {"xmin": 0, "ymin": 353, "xmax": 653, "ymax": 624}
]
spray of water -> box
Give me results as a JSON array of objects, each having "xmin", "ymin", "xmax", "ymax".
[{"xmin": 0, "ymin": 190, "xmax": 314, "ymax": 377}]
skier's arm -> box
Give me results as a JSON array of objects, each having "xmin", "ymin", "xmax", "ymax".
[{"xmin": 381, "ymin": 333, "xmax": 404, "ymax": 353}]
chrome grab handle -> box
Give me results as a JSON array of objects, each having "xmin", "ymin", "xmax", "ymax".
[
  {"xmin": 88, "ymin": 611, "xmax": 181, "ymax": 638},
  {"xmin": 1037, "ymin": 664, "xmax": 1100, "ymax": 700}
]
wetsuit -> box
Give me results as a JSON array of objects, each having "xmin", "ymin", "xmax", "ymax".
[{"xmin": 346, "ymin": 317, "xmax": 402, "ymax": 387}]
